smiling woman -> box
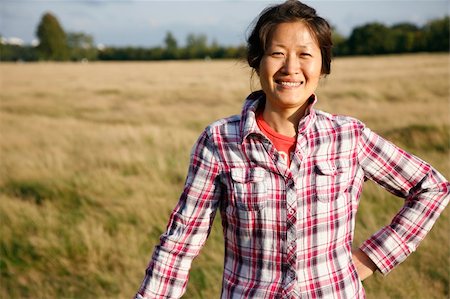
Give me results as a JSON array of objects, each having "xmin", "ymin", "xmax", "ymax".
[
  {"xmin": 258, "ymin": 22, "xmax": 323, "ymax": 137},
  {"xmin": 134, "ymin": 1, "xmax": 449, "ymax": 299}
]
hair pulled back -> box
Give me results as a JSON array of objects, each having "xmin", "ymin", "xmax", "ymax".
[{"xmin": 247, "ymin": 0, "xmax": 333, "ymax": 75}]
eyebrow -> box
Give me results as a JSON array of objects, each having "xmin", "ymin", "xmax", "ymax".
[{"xmin": 269, "ymin": 42, "xmax": 313, "ymax": 49}]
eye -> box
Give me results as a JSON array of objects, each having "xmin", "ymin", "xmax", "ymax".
[
  {"xmin": 300, "ymin": 52, "xmax": 312, "ymax": 57},
  {"xmin": 271, "ymin": 51, "xmax": 285, "ymax": 57}
]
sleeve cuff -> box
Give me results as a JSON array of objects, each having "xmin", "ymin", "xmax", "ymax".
[{"xmin": 360, "ymin": 226, "xmax": 412, "ymax": 275}]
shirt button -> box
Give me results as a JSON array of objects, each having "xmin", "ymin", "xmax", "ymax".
[
  {"xmin": 288, "ymin": 208, "xmax": 295, "ymax": 215},
  {"xmin": 290, "ymin": 270, "xmax": 296, "ymax": 279}
]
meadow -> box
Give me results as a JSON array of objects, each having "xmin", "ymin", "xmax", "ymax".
[{"xmin": 0, "ymin": 54, "xmax": 449, "ymax": 298}]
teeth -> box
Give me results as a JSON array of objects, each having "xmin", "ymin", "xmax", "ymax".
[{"xmin": 280, "ymin": 81, "xmax": 302, "ymax": 87}]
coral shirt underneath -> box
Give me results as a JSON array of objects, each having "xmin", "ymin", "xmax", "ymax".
[{"xmin": 256, "ymin": 111, "xmax": 296, "ymax": 167}]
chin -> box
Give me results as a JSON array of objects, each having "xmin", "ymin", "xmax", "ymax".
[{"xmin": 277, "ymin": 95, "xmax": 306, "ymax": 106}]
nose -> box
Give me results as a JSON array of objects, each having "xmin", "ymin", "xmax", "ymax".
[{"xmin": 282, "ymin": 54, "xmax": 300, "ymax": 75}]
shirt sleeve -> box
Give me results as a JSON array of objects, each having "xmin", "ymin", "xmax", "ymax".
[
  {"xmin": 136, "ymin": 129, "xmax": 222, "ymax": 298},
  {"xmin": 356, "ymin": 125, "xmax": 449, "ymax": 275}
]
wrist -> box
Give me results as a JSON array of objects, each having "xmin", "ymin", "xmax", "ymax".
[{"xmin": 352, "ymin": 248, "xmax": 378, "ymax": 280}]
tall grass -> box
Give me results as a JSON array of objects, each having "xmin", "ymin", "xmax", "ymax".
[{"xmin": 0, "ymin": 54, "xmax": 449, "ymax": 298}]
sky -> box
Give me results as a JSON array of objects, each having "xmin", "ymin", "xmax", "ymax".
[{"xmin": 1, "ymin": 0, "xmax": 449, "ymax": 47}]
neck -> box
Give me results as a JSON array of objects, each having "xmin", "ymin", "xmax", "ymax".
[{"xmin": 262, "ymin": 102, "xmax": 309, "ymax": 138}]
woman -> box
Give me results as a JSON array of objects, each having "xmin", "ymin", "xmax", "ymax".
[{"xmin": 136, "ymin": 1, "xmax": 449, "ymax": 298}]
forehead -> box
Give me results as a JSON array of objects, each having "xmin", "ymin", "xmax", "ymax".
[{"xmin": 267, "ymin": 21, "xmax": 319, "ymax": 48}]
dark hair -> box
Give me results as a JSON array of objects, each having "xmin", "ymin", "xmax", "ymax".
[{"xmin": 247, "ymin": 0, "xmax": 333, "ymax": 75}]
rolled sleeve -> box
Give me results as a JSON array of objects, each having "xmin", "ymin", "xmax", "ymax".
[
  {"xmin": 357, "ymin": 125, "xmax": 449, "ymax": 275},
  {"xmin": 136, "ymin": 129, "xmax": 222, "ymax": 298},
  {"xmin": 360, "ymin": 226, "xmax": 411, "ymax": 274}
]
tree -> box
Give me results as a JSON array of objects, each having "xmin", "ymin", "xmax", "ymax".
[
  {"xmin": 331, "ymin": 27, "xmax": 348, "ymax": 56},
  {"xmin": 67, "ymin": 32, "xmax": 97, "ymax": 61},
  {"xmin": 0, "ymin": 44, "xmax": 38, "ymax": 61},
  {"xmin": 390, "ymin": 23, "xmax": 419, "ymax": 53},
  {"xmin": 184, "ymin": 33, "xmax": 208, "ymax": 59},
  {"xmin": 163, "ymin": 31, "xmax": 179, "ymax": 59},
  {"xmin": 36, "ymin": 12, "xmax": 69, "ymax": 60},
  {"xmin": 422, "ymin": 16, "xmax": 449, "ymax": 52},
  {"xmin": 347, "ymin": 23, "xmax": 395, "ymax": 55}
]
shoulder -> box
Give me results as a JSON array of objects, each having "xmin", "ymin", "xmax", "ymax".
[
  {"xmin": 200, "ymin": 114, "xmax": 242, "ymax": 142},
  {"xmin": 207, "ymin": 114, "xmax": 241, "ymax": 130},
  {"xmin": 190, "ymin": 115, "xmax": 241, "ymax": 165},
  {"xmin": 314, "ymin": 109, "xmax": 365, "ymax": 131}
]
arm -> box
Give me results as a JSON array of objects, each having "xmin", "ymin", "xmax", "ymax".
[
  {"xmin": 352, "ymin": 248, "xmax": 378, "ymax": 280},
  {"xmin": 356, "ymin": 125, "xmax": 449, "ymax": 275},
  {"xmin": 136, "ymin": 130, "xmax": 222, "ymax": 298}
]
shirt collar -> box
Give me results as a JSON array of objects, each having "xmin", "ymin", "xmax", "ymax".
[
  {"xmin": 240, "ymin": 91, "xmax": 317, "ymax": 144},
  {"xmin": 240, "ymin": 91, "xmax": 265, "ymax": 143}
]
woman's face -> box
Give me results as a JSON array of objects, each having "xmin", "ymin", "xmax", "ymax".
[{"xmin": 259, "ymin": 21, "xmax": 322, "ymax": 114}]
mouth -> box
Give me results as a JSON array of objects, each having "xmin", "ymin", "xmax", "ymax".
[{"xmin": 276, "ymin": 80, "xmax": 304, "ymax": 88}]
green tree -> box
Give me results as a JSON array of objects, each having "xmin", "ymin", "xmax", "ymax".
[
  {"xmin": 390, "ymin": 23, "xmax": 419, "ymax": 53},
  {"xmin": 347, "ymin": 23, "xmax": 395, "ymax": 55},
  {"xmin": 67, "ymin": 32, "xmax": 97, "ymax": 61},
  {"xmin": 0, "ymin": 44, "xmax": 38, "ymax": 61},
  {"xmin": 36, "ymin": 12, "xmax": 69, "ymax": 60},
  {"xmin": 209, "ymin": 39, "xmax": 226, "ymax": 59},
  {"xmin": 184, "ymin": 33, "xmax": 208, "ymax": 59},
  {"xmin": 163, "ymin": 31, "xmax": 179, "ymax": 59},
  {"xmin": 331, "ymin": 27, "xmax": 348, "ymax": 56},
  {"xmin": 422, "ymin": 16, "xmax": 449, "ymax": 52}
]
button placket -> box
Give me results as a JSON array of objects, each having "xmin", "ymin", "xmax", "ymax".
[{"xmin": 285, "ymin": 180, "xmax": 298, "ymax": 292}]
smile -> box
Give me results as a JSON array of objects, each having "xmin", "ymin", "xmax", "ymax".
[{"xmin": 276, "ymin": 80, "xmax": 304, "ymax": 87}]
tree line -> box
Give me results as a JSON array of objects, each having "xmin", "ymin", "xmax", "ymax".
[
  {"xmin": 1, "ymin": 12, "xmax": 448, "ymax": 62},
  {"xmin": 333, "ymin": 18, "xmax": 449, "ymax": 55}
]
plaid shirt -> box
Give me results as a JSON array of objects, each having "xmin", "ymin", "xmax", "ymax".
[{"xmin": 136, "ymin": 91, "xmax": 449, "ymax": 299}]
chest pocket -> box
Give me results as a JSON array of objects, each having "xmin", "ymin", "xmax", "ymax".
[
  {"xmin": 314, "ymin": 160, "xmax": 351, "ymax": 202},
  {"xmin": 230, "ymin": 167, "xmax": 267, "ymax": 211}
]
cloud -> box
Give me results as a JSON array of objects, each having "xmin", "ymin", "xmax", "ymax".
[{"xmin": 1, "ymin": 37, "xmax": 25, "ymax": 46}]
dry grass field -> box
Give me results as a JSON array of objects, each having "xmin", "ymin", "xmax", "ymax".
[{"xmin": 0, "ymin": 54, "xmax": 449, "ymax": 298}]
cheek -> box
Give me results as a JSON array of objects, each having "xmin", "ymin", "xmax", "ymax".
[
  {"xmin": 305, "ymin": 61, "xmax": 322, "ymax": 81},
  {"xmin": 258, "ymin": 60, "xmax": 272, "ymax": 86},
  {"xmin": 258, "ymin": 59, "xmax": 269, "ymax": 76},
  {"xmin": 259, "ymin": 57, "xmax": 281, "ymax": 77},
  {"xmin": 259, "ymin": 74, "xmax": 271, "ymax": 92}
]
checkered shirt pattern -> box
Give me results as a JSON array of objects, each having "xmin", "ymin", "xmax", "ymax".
[{"xmin": 136, "ymin": 91, "xmax": 449, "ymax": 299}]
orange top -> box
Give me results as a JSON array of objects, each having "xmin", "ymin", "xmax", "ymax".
[{"xmin": 256, "ymin": 112, "xmax": 296, "ymax": 166}]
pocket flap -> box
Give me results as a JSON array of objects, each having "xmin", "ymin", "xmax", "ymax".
[
  {"xmin": 315, "ymin": 161, "xmax": 338, "ymax": 176},
  {"xmin": 315, "ymin": 160, "xmax": 351, "ymax": 176},
  {"xmin": 231, "ymin": 167, "xmax": 266, "ymax": 183}
]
